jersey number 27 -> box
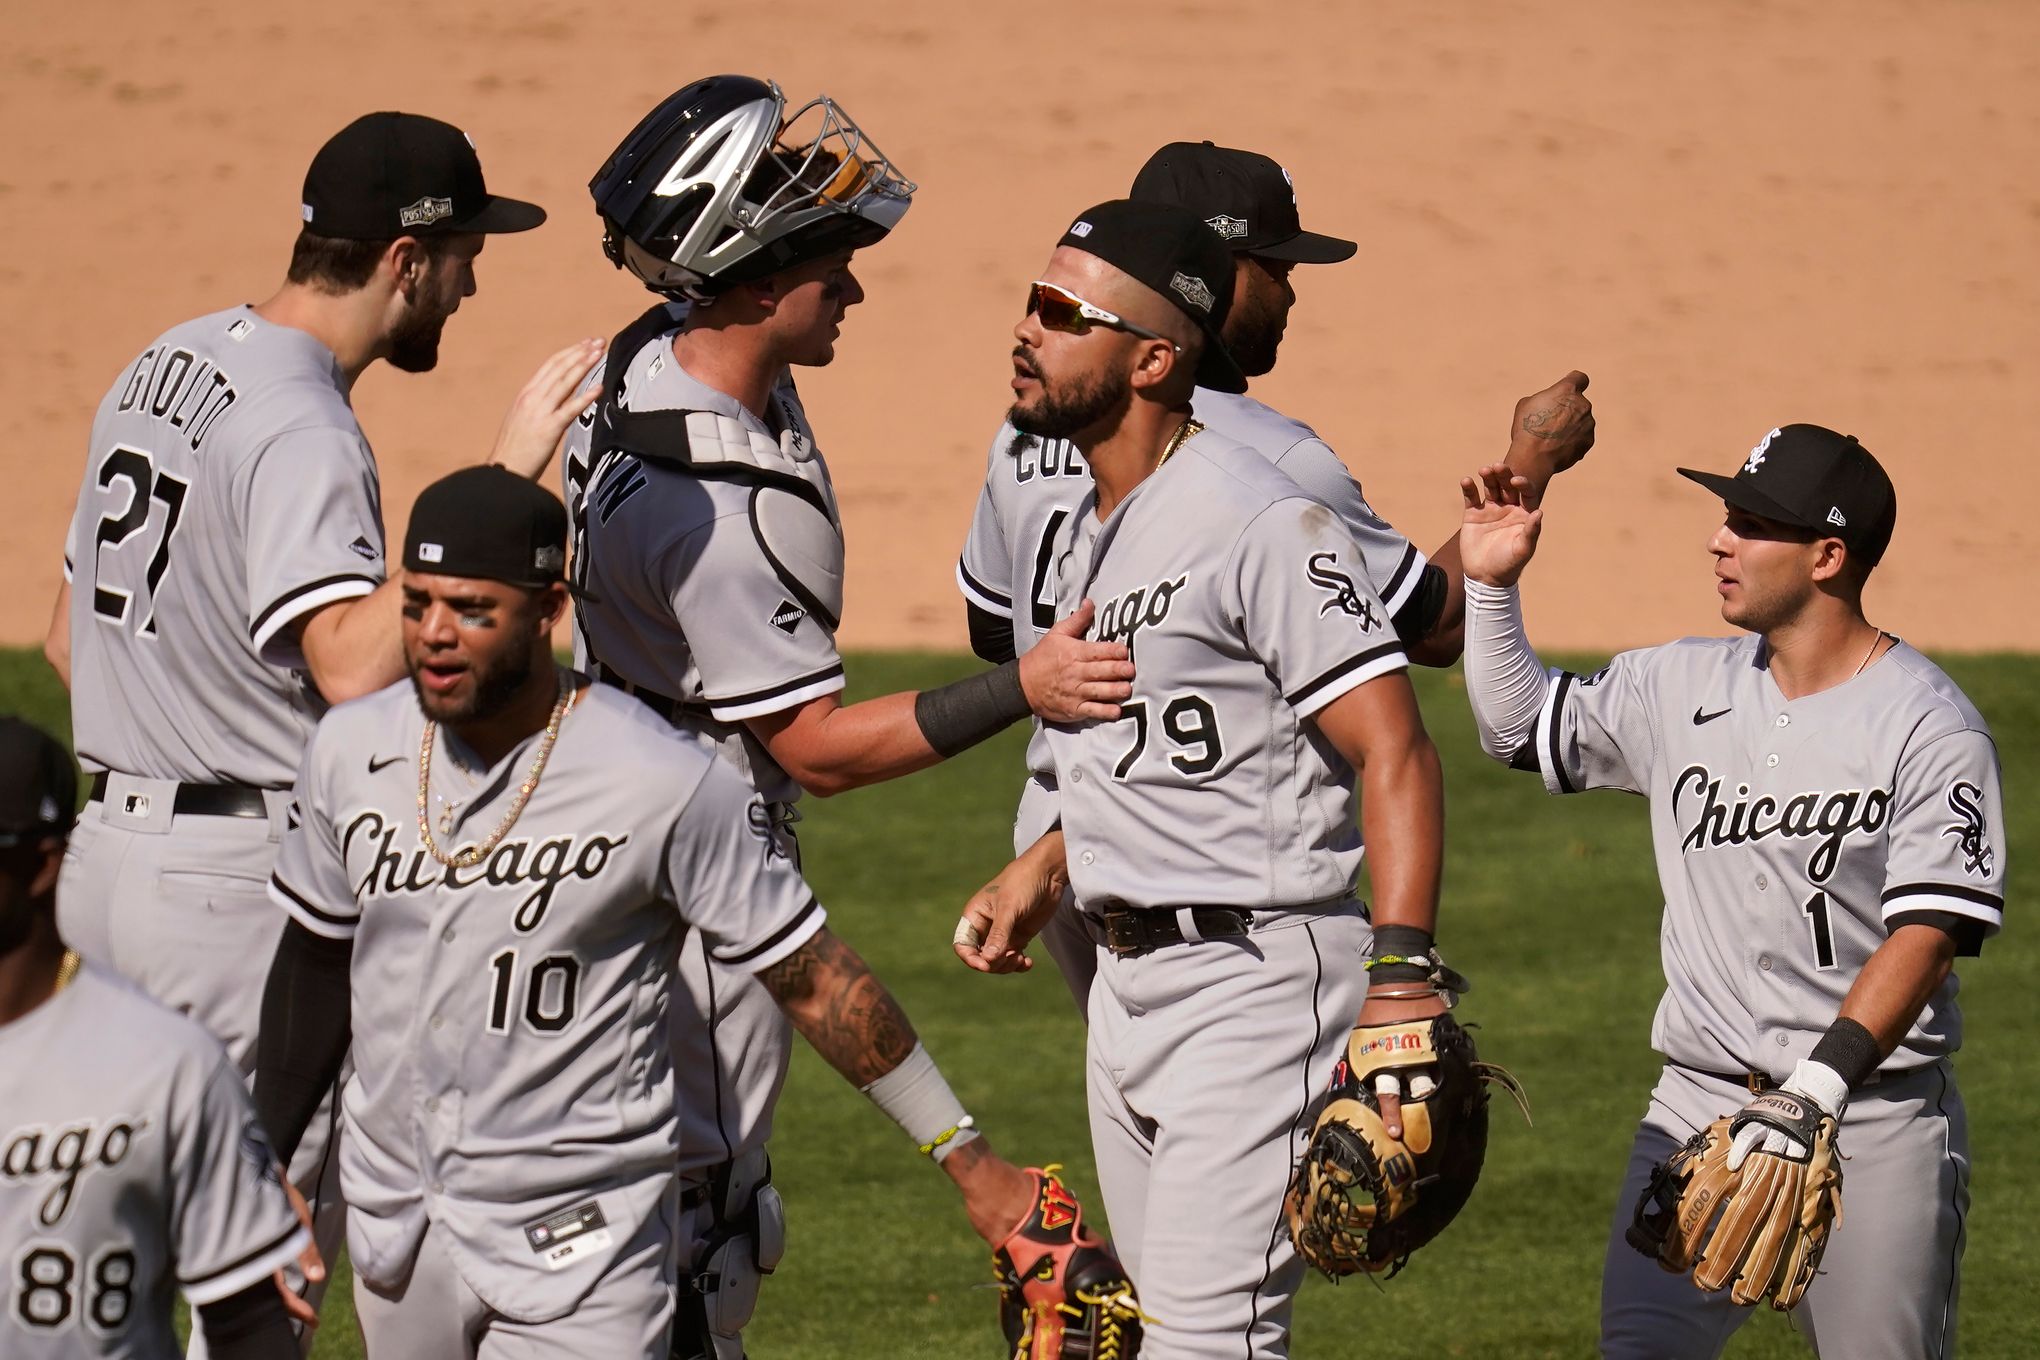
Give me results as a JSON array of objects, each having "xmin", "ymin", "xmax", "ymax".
[{"xmin": 88, "ymin": 445, "xmax": 189, "ymax": 637}]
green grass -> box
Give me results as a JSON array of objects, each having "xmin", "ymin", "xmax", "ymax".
[{"xmin": 9, "ymin": 651, "xmax": 2034, "ymax": 1356}]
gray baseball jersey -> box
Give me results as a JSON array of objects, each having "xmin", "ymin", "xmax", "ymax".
[
  {"xmin": 63, "ymin": 305, "xmax": 385, "ymax": 788},
  {"xmin": 1, "ymin": 964, "xmax": 307, "ymax": 1358},
  {"xmin": 562, "ymin": 320, "xmax": 845, "ymax": 1183},
  {"xmin": 268, "ymin": 680, "xmax": 825, "ymax": 1323},
  {"xmin": 1529, "ymin": 635, "xmax": 2006, "ymax": 1078},
  {"xmin": 957, "ymin": 387, "xmax": 1426, "ymax": 784},
  {"xmin": 1043, "ymin": 427, "xmax": 1408, "ymax": 911}
]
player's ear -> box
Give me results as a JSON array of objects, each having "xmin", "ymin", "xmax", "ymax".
[
  {"xmin": 1809, "ymin": 537, "xmax": 1850, "ymax": 584},
  {"xmin": 533, "ymin": 582, "xmax": 571, "ymax": 636},
  {"xmin": 30, "ymin": 837, "xmax": 64, "ymax": 900},
  {"xmin": 387, "ymin": 237, "xmax": 428, "ymax": 299}
]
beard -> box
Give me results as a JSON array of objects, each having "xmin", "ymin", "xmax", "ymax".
[
  {"xmin": 411, "ymin": 640, "xmax": 537, "ymax": 724},
  {"xmin": 1008, "ymin": 362, "xmax": 1131, "ymax": 441},
  {"xmin": 387, "ymin": 304, "xmax": 450, "ymax": 374},
  {"xmin": 1224, "ymin": 291, "xmax": 1285, "ymax": 379}
]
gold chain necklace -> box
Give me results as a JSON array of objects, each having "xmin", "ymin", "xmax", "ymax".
[
  {"xmin": 417, "ymin": 674, "xmax": 576, "ymax": 870},
  {"xmin": 53, "ymin": 949, "xmax": 81, "ymax": 994},
  {"xmin": 1155, "ymin": 416, "xmax": 1203, "ymax": 471}
]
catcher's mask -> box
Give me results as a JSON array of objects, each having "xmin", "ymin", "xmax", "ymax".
[{"xmin": 590, "ymin": 74, "xmax": 914, "ymax": 302}]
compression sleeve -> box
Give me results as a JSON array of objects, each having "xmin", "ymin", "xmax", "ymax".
[
  {"xmin": 195, "ymin": 1279, "xmax": 298, "ymax": 1359},
  {"xmin": 252, "ymin": 920, "xmax": 353, "ymax": 1164},
  {"xmin": 967, "ymin": 599, "xmax": 1017, "ymax": 665},
  {"xmin": 1462, "ymin": 579, "xmax": 1552, "ymax": 763}
]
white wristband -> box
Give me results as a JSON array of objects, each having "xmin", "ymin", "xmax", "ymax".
[{"xmin": 859, "ymin": 1042, "xmax": 981, "ymax": 1163}]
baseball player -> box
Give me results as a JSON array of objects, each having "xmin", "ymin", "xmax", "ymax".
[
  {"xmin": 42, "ymin": 111, "xmax": 595, "ymax": 1344},
  {"xmin": 566, "ymin": 77, "xmax": 1132, "ymax": 1357},
  {"xmin": 955, "ymin": 140, "xmax": 1593, "ymax": 1007},
  {"xmin": 252, "ymin": 468, "xmax": 1075, "ymax": 1359},
  {"xmin": 1458, "ymin": 426, "xmax": 2006, "ymax": 1358},
  {"xmin": 1, "ymin": 716, "xmax": 311, "ymax": 1359},
  {"xmin": 956, "ymin": 198, "xmax": 1459, "ymax": 1359}
]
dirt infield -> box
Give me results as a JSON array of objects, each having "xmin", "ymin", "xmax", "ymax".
[{"xmin": 6, "ymin": 1, "xmax": 2035, "ymax": 652}]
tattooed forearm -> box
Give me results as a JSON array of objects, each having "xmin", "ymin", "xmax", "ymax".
[{"xmin": 760, "ymin": 927, "xmax": 920, "ymax": 1086}]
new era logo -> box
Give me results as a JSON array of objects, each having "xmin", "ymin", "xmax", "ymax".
[
  {"xmin": 1205, "ymin": 214, "xmax": 1248, "ymax": 241},
  {"xmin": 1069, "ymin": 220, "xmax": 1094, "ymax": 238},
  {"xmin": 769, "ymin": 598, "xmax": 806, "ymax": 634},
  {"xmin": 1169, "ymin": 271, "xmax": 1215, "ymax": 313},
  {"xmin": 1827, "ymin": 507, "xmax": 1847, "ymax": 527},
  {"xmin": 400, "ymin": 196, "xmax": 453, "ymax": 228},
  {"xmin": 534, "ymin": 545, "xmax": 565, "ymax": 572}
]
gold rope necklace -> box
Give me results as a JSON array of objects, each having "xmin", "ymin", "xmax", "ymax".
[
  {"xmin": 417, "ymin": 672, "xmax": 577, "ymax": 870},
  {"xmin": 53, "ymin": 949, "xmax": 81, "ymax": 994},
  {"xmin": 1155, "ymin": 416, "xmax": 1203, "ymax": 471}
]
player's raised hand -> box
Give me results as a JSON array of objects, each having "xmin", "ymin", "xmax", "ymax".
[
  {"xmin": 1506, "ymin": 370, "xmax": 1594, "ymax": 505},
  {"xmin": 1459, "ymin": 463, "xmax": 1545, "ymax": 588},
  {"xmin": 488, "ymin": 337, "xmax": 607, "ymax": 480},
  {"xmin": 274, "ymin": 1175, "xmax": 326, "ymax": 1329},
  {"xmin": 954, "ymin": 830, "xmax": 1068, "ymax": 974},
  {"xmin": 1018, "ymin": 599, "xmax": 1135, "ymax": 723}
]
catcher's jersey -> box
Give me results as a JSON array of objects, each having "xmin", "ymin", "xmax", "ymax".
[
  {"xmin": 0, "ymin": 965, "xmax": 307, "ymax": 1358},
  {"xmin": 1532, "ymin": 635, "xmax": 2006, "ymax": 1078},
  {"xmin": 268, "ymin": 680, "xmax": 825, "ymax": 1321},
  {"xmin": 1044, "ymin": 428, "xmax": 1407, "ymax": 911},
  {"xmin": 63, "ymin": 306, "xmax": 384, "ymax": 788},
  {"xmin": 957, "ymin": 387, "xmax": 1426, "ymax": 780},
  {"xmin": 564, "ymin": 320, "xmax": 844, "ymax": 807}
]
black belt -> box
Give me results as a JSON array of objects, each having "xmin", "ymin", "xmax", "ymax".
[
  {"xmin": 1099, "ymin": 906, "xmax": 1252, "ymax": 957},
  {"xmin": 596, "ymin": 669, "xmax": 695, "ymax": 725},
  {"xmin": 87, "ymin": 772, "xmax": 269, "ymax": 819},
  {"xmin": 1672, "ymin": 1059, "xmax": 1888, "ymax": 1095}
]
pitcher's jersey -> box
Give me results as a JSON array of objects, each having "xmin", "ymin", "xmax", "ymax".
[
  {"xmin": 1, "ymin": 965, "xmax": 307, "ymax": 1358},
  {"xmin": 1044, "ymin": 428, "xmax": 1408, "ymax": 911},
  {"xmin": 1530, "ymin": 635, "xmax": 2006, "ymax": 1079},
  {"xmin": 958, "ymin": 387, "xmax": 1426, "ymax": 780},
  {"xmin": 564, "ymin": 324, "xmax": 844, "ymax": 807},
  {"xmin": 63, "ymin": 306, "xmax": 385, "ymax": 788},
  {"xmin": 268, "ymin": 681, "xmax": 824, "ymax": 1321}
]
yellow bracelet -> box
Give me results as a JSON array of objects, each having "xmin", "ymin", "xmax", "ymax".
[{"xmin": 918, "ymin": 1115, "xmax": 978, "ymax": 1158}]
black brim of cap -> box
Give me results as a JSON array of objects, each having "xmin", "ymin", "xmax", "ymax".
[
  {"xmin": 1195, "ymin": 324, "xmax": 1250, "ymax": 394},
  {"xmin": 452, "ymin": 195, "xmax": 547, "ymax": 234},
  {"xmin": 1676, "ymin": 468, "xmax": 1820, "ymax": 529},
  {"xmin": 1248, "ymin": 229, "xmax": 1358, "ymax": 264}
]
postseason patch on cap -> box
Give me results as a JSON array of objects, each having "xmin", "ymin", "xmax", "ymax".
[
  {"xmin": 1170, "ymin": 271, "xmax": 1215, "ymax": 313},
  {"xmin": 401, "ymin": 196, "xmax": 454, "ymax": 228},
  {"xmin": 1206, "ymin": 214, "xmax": 1248, "ymax": 240}
]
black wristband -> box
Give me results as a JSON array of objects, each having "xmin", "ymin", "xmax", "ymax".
[
  {"xmin": 1367, "ymin": 923, "xmax": 1436, "ymax": 985},
  {"xmin": 914, "ymin": 661, "xmax": 1031, "ymax": 758},
  {"xmin": 1809, "ymin": 1017, "xmax": 1884, "ymax": 1090}
]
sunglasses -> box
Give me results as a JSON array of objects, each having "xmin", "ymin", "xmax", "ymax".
[{"xmin": 1025, "ymin": 281, "xmax": 1181, "ymax": 350}]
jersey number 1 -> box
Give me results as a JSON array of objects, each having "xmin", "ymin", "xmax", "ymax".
[
  {"xmin": 89, "ymin": 445, "xmax": 189, "ymax": 637},
  {"xmin": 1801, "ymin": 891, "xmax": 1838, "ymax": 971}
]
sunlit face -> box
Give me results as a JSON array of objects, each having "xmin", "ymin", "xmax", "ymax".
[
  {"xmin": 768, "ymin": 250, "xmax": 865, "ymax": 367},
  {"xmin": 1007, "ymin": 248, "xmax": 1150, "ymax": 440},
  {"xmin": 1707, "ymin": 506, "xmax": 1831, "ymax": 632},
  {"xmin": 389, "ymin": 233, "xmax": 484, "ymax": 374},
  {"xmin": 401, "ymin": 572, "xmax": 553, "ymax": 723},
  {"xmin": 1223, "ymin": 254, "xmax": 1295, "ymax": 378}
]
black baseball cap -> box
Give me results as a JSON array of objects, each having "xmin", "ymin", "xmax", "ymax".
[
  {"xmin": 302, "ymin": 112, "xmax": 546, "ymax": 240},
  {"xmin": 1678, "ymin": 424, "xmax": 1897, "ymax": 565},
  {"xmin": 0, "ymin": 718, "xmax": 77, "ymax": 848},
  {"xmin": 1130, "ymin": 141, "xmax": 1356, "ymax": 264},
  {"xmin": 1056, "ymin": 199, "xmax": 1249, "ymax": 394},
  {"xmin": 404, "ymin": 467, "xmax": 571, "ymax": 589}
]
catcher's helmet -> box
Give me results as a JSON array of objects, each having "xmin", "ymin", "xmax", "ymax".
[{"xmin": 590, "ymin": 75, "xmax": 914, "ymax": 300}]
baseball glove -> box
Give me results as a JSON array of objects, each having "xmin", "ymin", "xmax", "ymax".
[
  {"xmin": 993, "ymin": 1165, "xmax": 1146, "ymax": 1360},
  {"xmin": 1626, "ymin": 1090, "xmax": 1844, "ymax": 1310},
  {"xmin": 1286, "ymin": 1014, "xmax": 1527, "ymax": 1279}
]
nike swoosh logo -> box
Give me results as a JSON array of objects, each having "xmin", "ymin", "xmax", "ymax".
[
  {"xmin": 368, "ymin": 755, "xmax": 405, "ymax": 773},
  {"xmin": 1693, "ymin": 707, "xmax": 1732, "ymax": 726}
]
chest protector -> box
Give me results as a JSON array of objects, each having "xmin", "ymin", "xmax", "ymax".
[{"xmin": 590, "ymin": 305, "xmax": 846, "ymax": 633}]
